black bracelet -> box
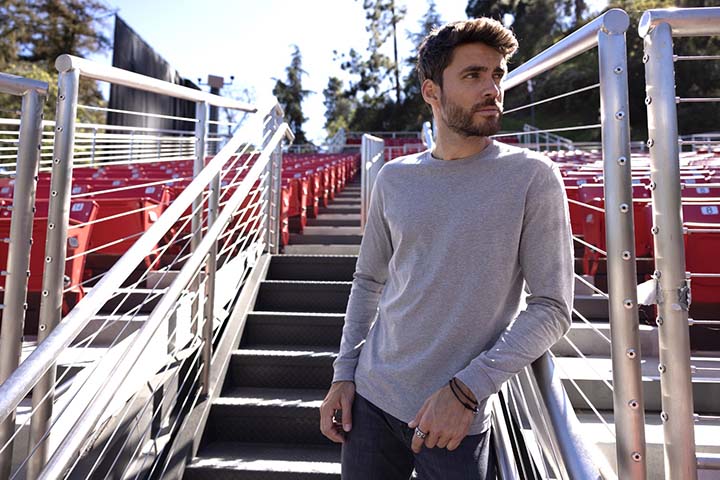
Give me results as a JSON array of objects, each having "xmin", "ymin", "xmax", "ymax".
[
  {"xmin": 448, "ymin": 379, "xmax": 479, "ymax": 415},
  {"xmin": 451, "ymin": 378, "xmax": 478, "ymax": 406}
]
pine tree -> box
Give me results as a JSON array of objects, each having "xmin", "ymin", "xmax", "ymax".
[
  {"xmin": 0, "ymin": 0, "xmax": 111, "ymax": 122},
  {"xmin": 323, "ymin": 76, "xmax": 353, "ymax": 137},
  {"xmin": 273, "ymin": 45, "xmax": 311, "ymax": 145}
]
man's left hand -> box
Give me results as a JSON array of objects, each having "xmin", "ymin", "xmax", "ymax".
[{"xmin": 408, "ymin": 381, "xmax": 477, "ymax": 453}]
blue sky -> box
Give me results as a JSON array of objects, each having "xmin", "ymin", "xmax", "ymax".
[
  {"xmin": 97, "ymin": 0, "xmax": 470, "ymax": 143},
  {"xmin": 97, "ymin": 0, "xmax": 608, "ymax": 143}
]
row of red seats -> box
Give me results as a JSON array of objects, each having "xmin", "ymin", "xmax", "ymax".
[
  {"xmin": 0, "ymin": 152, "xmax": 360, "ymax": 328},
  {"xmin": 556, "ymin": 159, "xmax": 719, "ymax": 312}
]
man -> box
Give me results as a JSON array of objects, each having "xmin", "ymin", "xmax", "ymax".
[{"xmin": 320, "ymin": 18, "xmax": 574, "ymax": 479}]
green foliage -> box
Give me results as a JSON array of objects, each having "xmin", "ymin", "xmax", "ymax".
[
  {"xmin": 323, "ymin": 76, "xmax": 353, "ymax": 137},
  {"xmin": 273, "ymin": 45, "xmax": 312, "ymax": 145},
  {"xmin": 0, "ymin": 0, "xmax": 111, "ymax": 123}
]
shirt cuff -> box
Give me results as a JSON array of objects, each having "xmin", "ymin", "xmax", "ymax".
[{"xmin": 455, "ymin": 363, "xmax": 497, "ymax": 404}]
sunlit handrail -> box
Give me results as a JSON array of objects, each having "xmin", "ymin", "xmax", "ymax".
[
  {"xmin": 55, "ymin": 55, "xmax": 257, "ymax": 113},
  {"xmin": 501, "ymin": 8, "xmax": 647, "ymax": 479},
  {"xmin": 503, "ymin": 9, "xmax": 629, "ymax": 90},
  {"xmin": 0, "ymin": 108, "xmax": 292, "ymax": 429}
]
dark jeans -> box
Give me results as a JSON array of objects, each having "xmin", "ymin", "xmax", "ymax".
[{"xmin": 341, "ymin": 394, "xmax": 496, "ymax": 479}]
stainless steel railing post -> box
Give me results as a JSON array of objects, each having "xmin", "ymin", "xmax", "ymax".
[
  {"xmin": 200, "ymin": 110, "xmax": 219, "ymax": 397},
  {"xmin": 597, "ymin": 10, "xmax": 648, "ymax": 479},
  {"xmin": 263, "ymin": 110, "xmax": 282, "ymax": 254},
  {"xmin": 191, "ymin": 102, "xmax": 208, "ymax": 337},
  {"xmin": 27, "ymin": 67, "xmax": 81, "ymax": 480},
  {"xmin": 642, "ymin": 19, "xmax": 697, "ymax": 480},
  {"xmin": 0, "ymin": 85, "xmax": 46, "ymax": 480},
  {"xmin": 271, "ymin": 109, "xmax": 283, "ymax": 255}
]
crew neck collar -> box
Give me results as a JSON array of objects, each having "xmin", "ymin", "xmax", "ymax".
[{"xmin": 426, "ymin": 140, "xmax": 499, "ymax": 166}]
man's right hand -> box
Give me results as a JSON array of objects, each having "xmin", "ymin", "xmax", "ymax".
[{"xmin": 320, "ymin": 381, "xmax": 356, "ymax": 443}]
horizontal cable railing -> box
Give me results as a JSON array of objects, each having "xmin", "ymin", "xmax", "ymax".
[
  {"xmin": 494, "ymin": 8, "xmax": 642, "ymax": 479},
  {"xmin": 0, "ymin": 53, "xmax": 293, "ymax": 479}
]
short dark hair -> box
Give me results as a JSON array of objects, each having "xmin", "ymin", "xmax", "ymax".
[{"xmin": 417, "ymin": 18, "xmax": 518, "ymax": 87}]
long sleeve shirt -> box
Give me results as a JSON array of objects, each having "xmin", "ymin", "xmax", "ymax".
[{"xmin": 332, "ymin": 141, "xmax": 574, "ymax": 434}]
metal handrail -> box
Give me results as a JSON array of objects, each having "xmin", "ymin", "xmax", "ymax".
[
  {"xmin": 639, "ymin": 8, "xmax": 720, "ymax": 479},
  {"xmin": 36, "ymin": 124, "xmax": 293, "ymax": 480},
  {"xmin": 55, "ymin": 55, "xmax": 256, "ymax": 113},
  {"xmin": 0, "ymin": 109, "xmax": 292, "ymax": 437},
  {"xmin": 502, "ymin": 8, "xmax": 647, "ymax": 479},
  {"xmin": 0, "ymin": 73, "xmax": 48, "ymax": 480}
]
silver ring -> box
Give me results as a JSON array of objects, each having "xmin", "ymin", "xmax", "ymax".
[{"xmin": 414, "ymin": 427, "xmax": 427, "ymax": 439}]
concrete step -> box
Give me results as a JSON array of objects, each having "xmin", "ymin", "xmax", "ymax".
[
  {"xmin": 572, "ymin": 294, "xmax": 609, "ymax": 321},
  {"xmin": 552, "ymin": 322, "xmax": 659, "ymax": 357},
  {"xmin": 555, "ymin": 356, "xmax": 720, "ymax": 412},
  {"xmin": 329, "ymin": 198, "xmax": 360, "ymax": 206},
  {"xmin": 185, "ymin": 442, "xmax": 340, "ymax": 480},
  {"xmin": 289, "ymin": 234, "xmax": 362, "ymax": 245},
  {"xmin": 318, "ymin": 205, "xmax": 360, "ymax": 215},
  {"xmin": 575, "ymin": 410, "xmax": 720, "ymax": 480},
  {"xmin": 268, "ymin": 255, "xmax": 357, "ymax": 282},
  {"xmin": 283, "ymin": 245, "xmax": 361, "ymax": 255},
  {"xmin": 206, "ymin": 388, "xmax": 331, "ymax": 445},
  {"xmin": 242, "ymin": 312, "xmax": 344, "ymax": 347},
  {"xmin": 308, "ymin": 213, "xmax": 360, "ymax": 222},
  {"xmin": 301, "ymin": 226, "xmax": 361, "ymax": 236},
  {"xmin": 255, "ymin": 280, "xmax": 351, "ymax": 313},
  {"xmin": 227, "ymin": 347, "xmax": 336, "ymax": 390},
  {"xmin": 307, "ymin": 217, "xmax": 361, "ymax": 227}
]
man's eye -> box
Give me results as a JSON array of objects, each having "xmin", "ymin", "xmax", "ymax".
[{"xmin": 465, "ymin": 73, "xmax": 479, "ymax": 79}]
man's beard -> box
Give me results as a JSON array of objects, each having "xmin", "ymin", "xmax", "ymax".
[{"xmin": 440, "ymin": 93, "xmax": 503, "ymax": 138}]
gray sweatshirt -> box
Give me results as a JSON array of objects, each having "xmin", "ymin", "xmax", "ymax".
[{"xmin": 332, "ymin": 141, "xmax": 574, "ymax": 434}]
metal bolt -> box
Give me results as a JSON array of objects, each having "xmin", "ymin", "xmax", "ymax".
[
  {"xmin": 649, "ymin": 181, "xmax": 656, "ymax": 190},
  {"xmin": 627, "ymin": 348, "xmax": 637, "ymax": 359},
  {"xmin": 657, "ymin": 316, "xmax": 664, "ymax": 326},
  {"xmin": 59, "ymin": 94, "xmax": 65, "ymax": 100},
  {"xmin": 643, "ymin": 54, "xmax": 650, "ymax": 63},
  {"xmin": 39, "ymin": 324, "xmax": 46, "ymax": 331},
  {"xmin": 647, "ymin": 139, "xmax": 654, "ymax": 148},
  {"xmin": 45, "ymin": 256, "xmax": 52, "ymax": 263},
  {"xmin": 56, "ymin": 126, "xmax": 63, "ymax": 132},
  {"xmin": 617, "ymin": 156, "xmax": 627, "ymax": 166},
  {"xmin": 653, "ymin": 270, "xmax": 661, "ymax": 279},
  {"xmin": 614, "ymin": 66, "xmax": 623, "ymax": 74},
  {"xmin": 42, "ymin": 290, "xmax": 48, "ymax": 296},
  {"xmin": 51, "ymin": 190, "xmax": 57, "ymax": 197},
  {"xmin": 629, "ymin": 399, "xmax": 639, "ymax": 409},
  {"xmin": 619, "ymin": 203, "xmax": 629, "ymax": 213},
  {"xmin": 685, "ymin": 271, "xmax": 692, "ymax": 280},
  {"xmin": 632, "ymin": 452, "xmax": 643, "ymax": 462},
  {"xmin": 615, "ymin": 111, "xmax": 625, "ymax": 120},
  {"xmin": 645, "ymin": 96, "xmax": 652, "ymax": 105},
  {"xmin": 624, "ymin": 299, "xmax": 633, "ymax": 309},
  {"xmin": 622, "ymin": 251, "xmax": 632, "ymax": 260},
  {"xmin": 661, "ymin": 411, "xmax": 669, "ymax": 422},
  {"xmin": 48, "ymin": 223, "xmax": 55, "ymax": 230},
  {"xmin": 652, "ymin": 226, "xmax": 659, "ymax": 235},
  {"xmin": 658, "ymin": 364, "xmax": 666, "ymax": 373},
  {"xmin": 54, "ymin": 158, "xmax": 60, "ymax": 164}
]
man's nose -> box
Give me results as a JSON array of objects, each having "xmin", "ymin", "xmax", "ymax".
[{"xmin": 483, "ymin": 80, "xmax": 501, "ymax": 98}]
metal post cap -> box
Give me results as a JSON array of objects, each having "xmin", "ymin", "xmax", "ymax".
[{"xmin": 601, "ymin": 9, "xmax": 630, "ymax": 35}]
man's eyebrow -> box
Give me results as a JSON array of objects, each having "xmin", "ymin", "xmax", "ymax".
[{"xmin": 460, "ymin": 65, "xmax": 508, "ymax": 75}]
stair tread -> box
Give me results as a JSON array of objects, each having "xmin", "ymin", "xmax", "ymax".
[
  {"xmin": 301, "ymin": 226, "xmax": 362, "ymax": 235},
  {"xmin": 262, "ymin": 280, "xmax": 352, "ymax": 285},
  {"xmin": 216, "ymin": 387, "xmax": 326, "ymax": 408},
  {"xmin": 188, "ymin": 442, "xmax": 340, "ymax": 474},
  {"xmin": 311, "ymin": 214, "xmax": 360, "ymax": 220},
  {"xmin": 248, "ymin": 311, "xmax": 345, "ymax": 318},
  {"xmin": 233, "ymin": 346, "xmax": 338, "ymax": 357},
  {"xmin": 283, "ymin": 245, "xmax": 361, "ymax": 255}
]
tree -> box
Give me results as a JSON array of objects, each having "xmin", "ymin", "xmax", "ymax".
[
  {"xmin": 323, "ymin": 76, "xmax": 353, "ymax": 137},
  {"xmin": 273, "ymin": 45, "xmax": 311, "ymax": 145},
  {"xmin": 0, "ymin": 0, "xmax": 111, "ymax": 122}
]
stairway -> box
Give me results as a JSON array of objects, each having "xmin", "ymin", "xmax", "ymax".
[{"xmin": 182, "ymin": 182, "xmax": 364, "ymax": 479}]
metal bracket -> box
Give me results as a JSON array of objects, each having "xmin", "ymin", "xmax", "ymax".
[{"xmin": 678, "ymin": 280, "xmax": 691, "ymax": 311}]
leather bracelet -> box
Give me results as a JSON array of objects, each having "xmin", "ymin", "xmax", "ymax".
[
  {"xmin": 451, "ymin": 377, "xmax": 478, "ymax": 406},
  {"xmin": 448, "ymin": 379, "xmax": 479, "ymax": 415}
]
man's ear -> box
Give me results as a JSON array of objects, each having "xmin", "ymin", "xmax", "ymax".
[{"xmin": 421, "ymin": 79, "xmax": 440, "ymax": 106}]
